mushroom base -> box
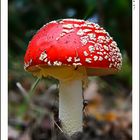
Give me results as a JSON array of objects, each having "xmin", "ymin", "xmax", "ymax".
[{"xmin": 59, "ymin": 79, "xmax": 83, "ymax": 135}]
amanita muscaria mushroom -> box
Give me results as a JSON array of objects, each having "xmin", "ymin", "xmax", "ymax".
[{"xmin": 24, "ymin": 19, "xmax": 122, "ymax": 135}]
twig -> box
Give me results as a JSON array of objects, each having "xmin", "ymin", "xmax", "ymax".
[
  {"xmin": 28, "ymin": 77, "xmax": 41, "ymax": 99},
  {"xmin": 16, "ymin": 78, "xmax": 42, "ymax": 117},
  {"xmin": 16, "ymin": 82, "xmax": 29, "ymax": 102},
  {"xmin": 54, "ymin": 120, "xmax": 64, "ymax": 133}
]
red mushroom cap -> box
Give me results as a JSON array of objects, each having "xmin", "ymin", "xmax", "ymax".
[{"xmin": 24, "ymin": 19, "xmax": 122, "ymax": 76}]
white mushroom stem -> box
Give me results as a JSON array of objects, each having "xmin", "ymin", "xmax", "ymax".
[{"xmin": 59, "ymin": 80, "xmax": 83, "ymax": 135}]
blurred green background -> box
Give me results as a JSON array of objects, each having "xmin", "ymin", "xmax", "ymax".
[{"xmin": 8, "ymin": 0, "xmax": 132, "ymax": 139}]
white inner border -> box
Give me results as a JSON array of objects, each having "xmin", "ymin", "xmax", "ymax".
[
  {"xmin": 1, "ymin": 0, "xmax": 8, "ymax": 139},
  {"xmin": 132, "ymin": 0, "xmax": 139, "ymax": 140},
  {"xmin": 1, "ymin": 0, "xmax": 139, "ymax": 139}
]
